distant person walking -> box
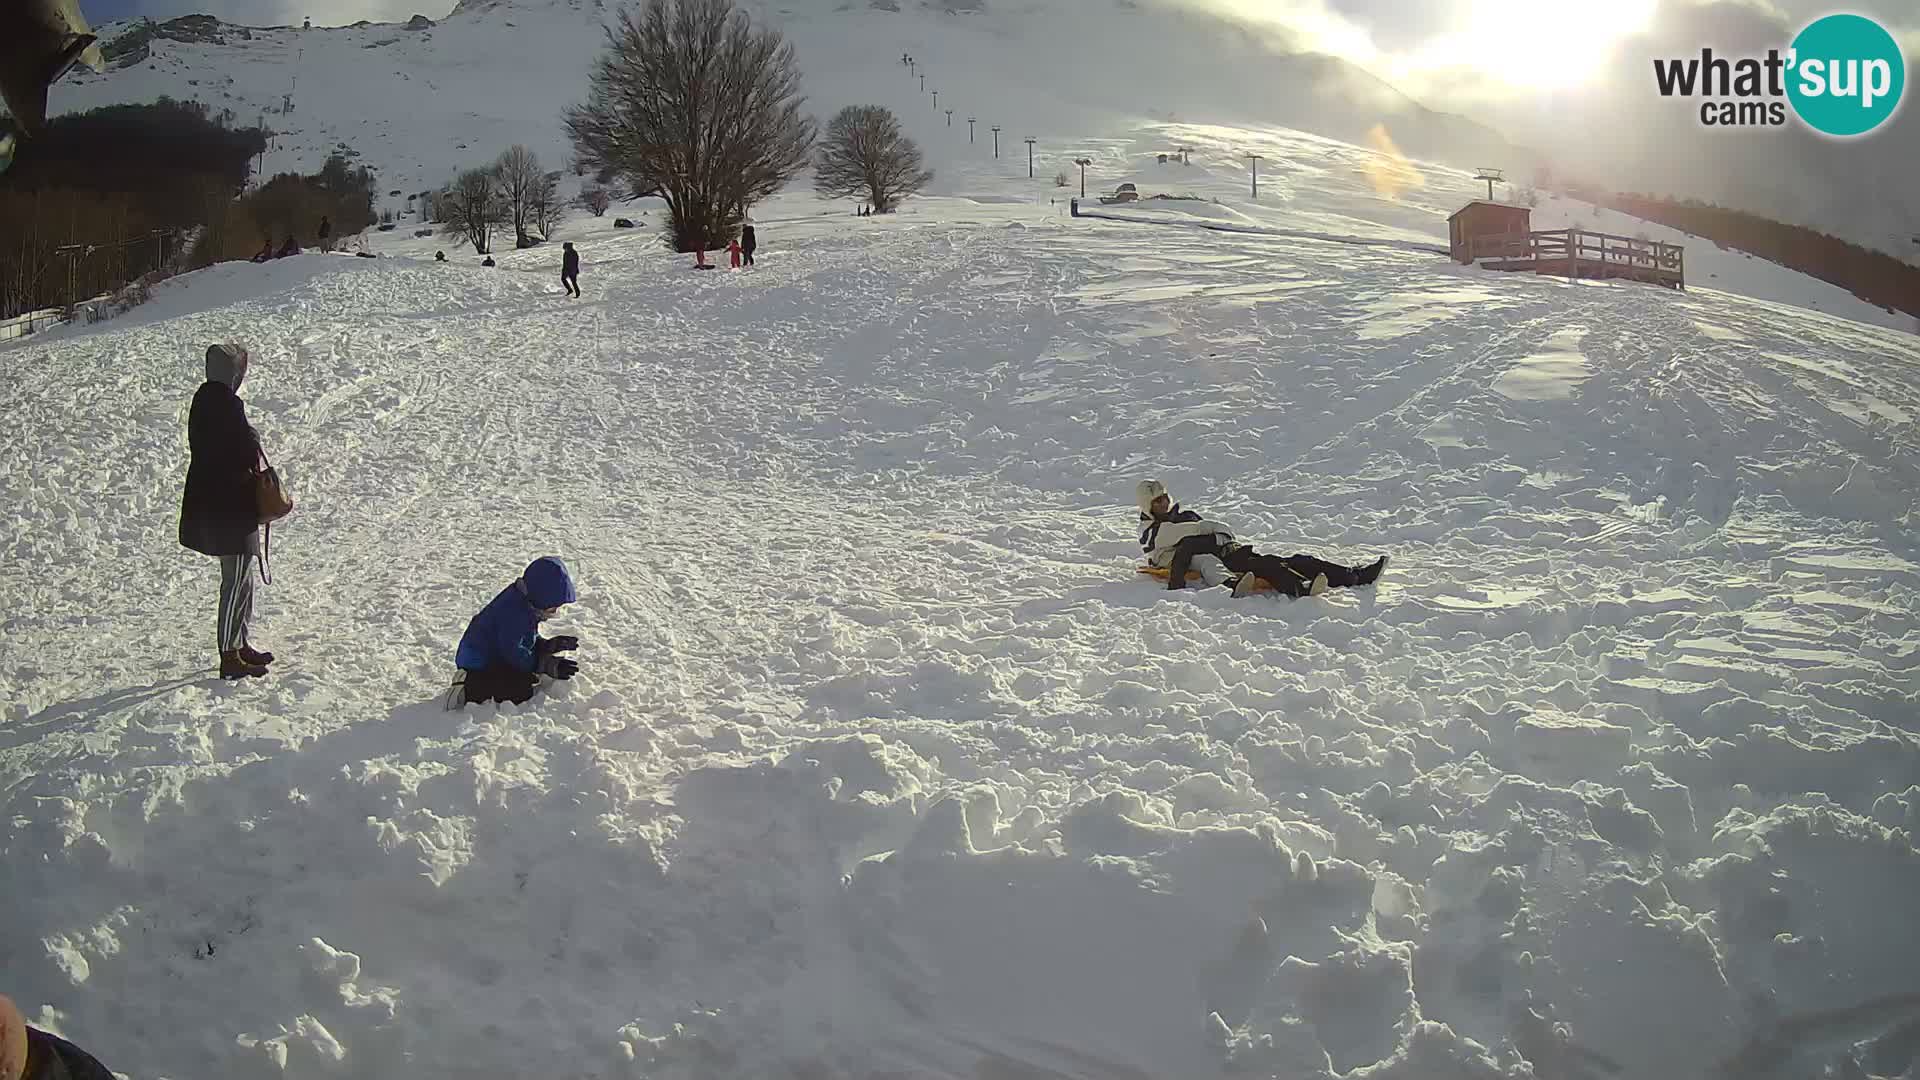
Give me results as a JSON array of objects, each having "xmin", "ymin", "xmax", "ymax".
[
  {"xmin": 179, "ymin": 344, "xmax": 278, "ymax": 680},
  {"xmin": 727, "ymin": 237, "xmax": 742, "ymax": 269},
  {"xmin": 740, "ymin": 224, "xmax": 756, "ymax": 267},
  {"xmin": 317, "ymin": 215, "xmax": 331, "ymax": 253},
  {"xmin": 561, "ymin": 241, "xmax": 580, "ymax": 296}
]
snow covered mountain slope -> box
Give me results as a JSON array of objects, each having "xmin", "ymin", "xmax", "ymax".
[
  {"xmin": 44, "ymin": 0, "xmax": 1913, "ymax": 332},
  {"xmin": 4, "ymin": 163, "xmax": 1920, "ymax": 1079},
  {"xmin": 44, "ymin": 0, "xmax": 1533, "ymax": 210}
]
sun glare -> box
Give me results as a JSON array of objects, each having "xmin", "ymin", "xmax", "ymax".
[{"xmin": 1416, "ymin": 0, "xmax": 1658, "ymax": 91}]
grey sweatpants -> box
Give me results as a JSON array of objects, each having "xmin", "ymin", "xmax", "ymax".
[{"xmin": 218, "ymin": 552, "xmax": 256, "ymax": 653}]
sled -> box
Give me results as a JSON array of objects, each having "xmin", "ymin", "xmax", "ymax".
[{"xmin": 1136, "ymin": 565, "xmax": 1280, "ymax": 594}]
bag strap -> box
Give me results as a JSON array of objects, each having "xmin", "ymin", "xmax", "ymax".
[
  {"xmin": 255, "ymin": 443, "xmax": 276, "ymax": 586},
  {"xmin": 256, "ymin": 520, "xmax": 273, "ymax": 586}
]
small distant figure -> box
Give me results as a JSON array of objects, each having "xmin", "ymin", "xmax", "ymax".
[
  {"xmin": 727, "ymin": 237, "xmax": 741, "ymax": 269},
  {"xmin": 481, "ymin": 256, "xmax": 496, "ymax": 267},
  {"xmin": 561, "ymin": 241, "xmax": 579, "ymax": 296},
  {"xmin": 2, "ymin": 994, "xmax": 116, "ymax": 1080},
  {"xmin": 454, "ymin": 556, "xmax": 580, "ymax": 705},
  {"xmin": 740, "ymin": 224, "xmax": 756, "ymax": 267},
  {"xmin": 250, "ymin": 237, "xmax": 273, "ymax": 263},
  {"xmin": 317, "ymin": 215, "xmax": 331, "ymax": 253},
  {"xmin": 434, "ymin": 250, "xmax": 446, "ymax": 262},
  {"xmin": 276, "ymin": 235, "xmax": 299, "ymax": 258},
  {"xmin": 693, "ymin": 247, "xmax": 714, "ymax": 270}
]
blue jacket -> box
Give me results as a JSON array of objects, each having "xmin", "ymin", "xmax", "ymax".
[{"xmin": 456, "ymin": 557, "xmax": 577, "ymax": 673}]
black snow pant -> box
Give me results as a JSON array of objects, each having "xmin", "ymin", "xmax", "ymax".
[
  {"xmin": 562, "ymin": 272, "xmax": 580, "ymax": 297},
  {"xmin": 24, "ymin": 1025, "xmax": 116, "ymax": 1080},
  {"xmin": 461, "ymin": 667, "xmax": 539, "ymax": 705},
  {"xmin": 217, "ymin": 551, "xmax": 256, "ymax": 653},
  {"xmin": 1167, "ymin": 536, "xmax": 1364, "ymax": 596},
  {"xmin": 742, "ymin": 249, "xmax": 755, "ymax": 266}
]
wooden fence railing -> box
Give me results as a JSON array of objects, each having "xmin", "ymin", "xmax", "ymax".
[
  {"xmin": 0, "ymin": 307, "xmax": 67, "ymax": 342},
  {"xmin": 1468, "ymin": 228, "xmax": 1684, "ymax": 287}
]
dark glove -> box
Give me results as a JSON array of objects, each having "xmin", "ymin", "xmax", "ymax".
[
  {"xmin": 535, "ymin": 635, "xmax": 579, "ymax": 657},
  {"xmin": 538, "ymin": 655, "xmax": 578, "ymax": 680}
]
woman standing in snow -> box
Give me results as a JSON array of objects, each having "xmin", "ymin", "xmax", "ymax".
[{"xmin": 178, "ymin": 344, "xmax": 275, "ymax": 680}]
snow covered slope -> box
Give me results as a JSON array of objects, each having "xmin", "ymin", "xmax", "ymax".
[
  {"xmin": 4, "ymin": 158, "xmax": 1920, "ymax": 1079},
  {"xmin": 46, "ymin": 0, "xmax": 1912, "ymax": 333},
  {"xmin": 43, "ymin": 0, "xmax": 1537, "ymax": 207}
]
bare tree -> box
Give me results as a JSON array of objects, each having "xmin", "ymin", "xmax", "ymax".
[
  {"xmin": 578, "ymin": 185, "xmax": 613, "ymax": 217},
  {"xmin": 440, "ymin": 167, "xmax": 505, "ymax": 254},
  {"xmin": 565, "ymin": 0, "xmax": 816, "ymax": 253},
  {"xmin": 814, "ymin": 105, "xmax": 932, "ymax": 214},
  {"xmin": 494, "ymin": 145, "xmax": 544, "ymax": 246},
  {"xmin": 531, "ymin": 170, "xmax": 564, "ymax": 239}
]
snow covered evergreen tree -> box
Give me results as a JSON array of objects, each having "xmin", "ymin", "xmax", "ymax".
[{"xmin": 564, "ymin": 0, "xmax": 816, "ymax": 253}]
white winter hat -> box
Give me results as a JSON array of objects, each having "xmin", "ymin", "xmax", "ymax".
[{"xmin": 1135, "ymin": 479, "xmax": 1169, "ymax": 513}]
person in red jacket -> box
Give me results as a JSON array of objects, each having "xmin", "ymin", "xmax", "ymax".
[{"xmin": 727, "ymin": 238, "xmax": 742, "ymax": 268}]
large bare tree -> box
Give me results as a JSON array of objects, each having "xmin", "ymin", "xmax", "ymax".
[
  {"xmin": 494, "ymin": 144, "xmax": 544, "ymax": 246},
  {"xmin": 440, "ymin": 167, "xmax": 505, "ymax": 254},
  {"xmin": 564, "ymin": 0, "xmax": 816, "ymax": 253},
  {"xmin": 814, "ymin": 105, "xmax": 932, "ymax": 214}
]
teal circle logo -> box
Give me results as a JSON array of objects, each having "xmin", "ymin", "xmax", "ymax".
[{"xmin": 1787, "ymin": 13, "xmax": 1905, "ymax": 137}]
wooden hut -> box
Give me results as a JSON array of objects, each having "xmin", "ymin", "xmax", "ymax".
[{"xmin": 1448, "ymin": 201, "xmax": 1533, "ymax": 264}]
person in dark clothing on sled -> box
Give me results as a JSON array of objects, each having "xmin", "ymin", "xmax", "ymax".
[
  {"xmin": 2, "ymin": 993, "xmax": 115, "ymax": 1080},
  {"xmin": 1136, "ymin": 479, "xmax": 1388, "ymax": 598},
  {"xmin": 454, "ymin": 556, "xmax": 581, "ymax": 705}
]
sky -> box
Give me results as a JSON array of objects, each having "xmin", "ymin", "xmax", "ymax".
[{"xmin": 89, "ymin": 0, "xmax": 1919, "ymax": 101}]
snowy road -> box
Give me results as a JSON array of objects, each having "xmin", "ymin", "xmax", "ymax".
[{"xmin": 4, "ymin": 192, "xmax": 1920, "ymax": 1079}]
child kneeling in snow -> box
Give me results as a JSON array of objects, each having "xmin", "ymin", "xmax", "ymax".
[
  {"xmin": 1136, "ymin": 479, "xmax": 1388, "ymax": 598},
  {"xmin": 455, "ymin": 556, "xmax": 581, "ymax": 705}
]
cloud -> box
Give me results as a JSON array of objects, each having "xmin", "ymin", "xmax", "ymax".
[{"xmin": 1174, "ymin": 0, "xmax": 1916, "ymax": 245}]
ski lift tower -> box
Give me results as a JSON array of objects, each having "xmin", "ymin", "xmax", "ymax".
[{"xmin": 1475, "ymin": 167, "xmax": 1504, "ymax": 202}]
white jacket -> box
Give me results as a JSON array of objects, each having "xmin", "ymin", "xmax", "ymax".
[{"xmin": 1138, "ymin": 507, "xmax": 1235, "ymax": 567}]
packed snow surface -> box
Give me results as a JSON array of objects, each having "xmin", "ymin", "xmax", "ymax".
[{"xmin": 6, "ymin": 116, "xmax": 1920, "ymax": 1080}]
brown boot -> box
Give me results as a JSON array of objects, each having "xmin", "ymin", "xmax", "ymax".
[
  {"xmin": 239, "ymin": 646, "xmax": 275, "ymax": 665},
  {"xmin": 220, "ymin": 651, "xmax": 268, "ymax": 680}
]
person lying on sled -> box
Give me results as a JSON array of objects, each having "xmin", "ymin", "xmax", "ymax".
[{"xmin": 1135, "ymin": 479, "xmax": 1388, "ymax": 598}]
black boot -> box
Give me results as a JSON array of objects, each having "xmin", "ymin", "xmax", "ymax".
[
  {"xmin": 239, "ymin": 646, "xmax": 275, "ymax": 665},
  {"xmin": 220, "ymin": 651, "xmax": 268, "ymax": 679},
  {"xmin": 1356, "ymin": 555, "xmax": 1390, "ymax": 586}
]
